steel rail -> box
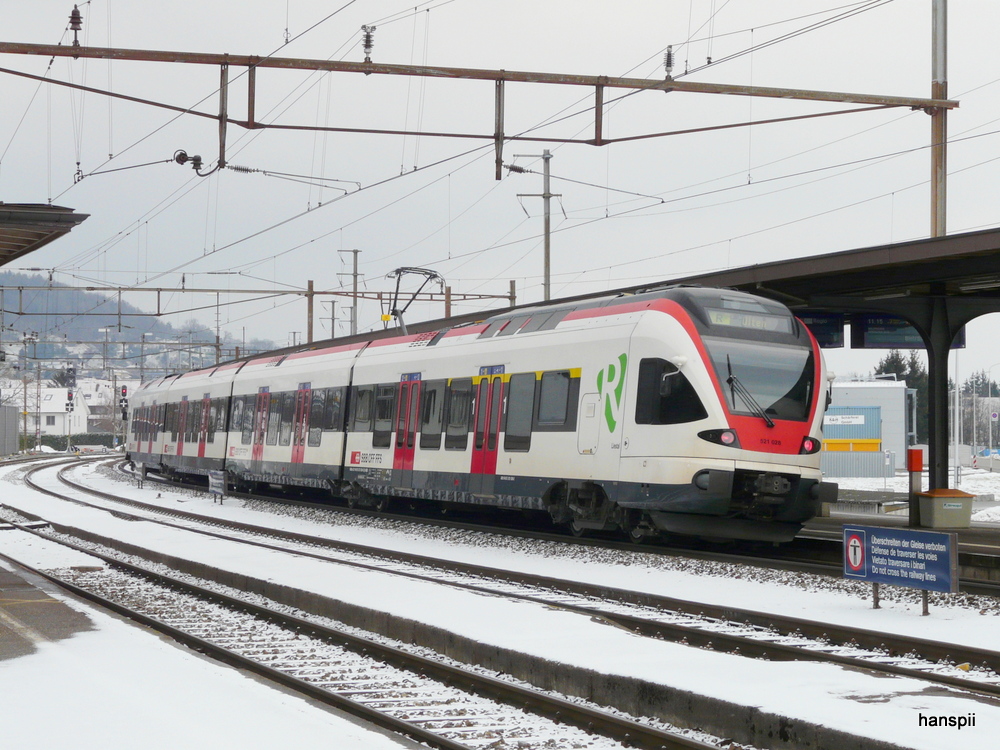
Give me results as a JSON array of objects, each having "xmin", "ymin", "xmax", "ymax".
[
  {"xmin": 0, "ymin": 517, "xmax": 714, "ymax": 750},
  {"xmin": 21, "ymin": 459, "xmax": 1000, "ymax": 701}
]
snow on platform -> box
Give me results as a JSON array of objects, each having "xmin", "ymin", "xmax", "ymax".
[{"xmin": 3, "ymin": 461, "xmax": 1000, "ymax": 749}]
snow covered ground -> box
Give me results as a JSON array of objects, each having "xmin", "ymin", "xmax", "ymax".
[
  {"xmin": 3, "ymin": 459, "xmax": 1000, "ymax": 750},
  {"xmin": 0, "ymin": 547, "xmax": 419, "ymax": 749},
  {"xmin": 833, "ymin": 465, "xmax": 1000, "ymax": 523}
]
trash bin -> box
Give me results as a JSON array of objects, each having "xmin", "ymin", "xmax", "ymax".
[{"xmin": 917, "ymin": 489, "xmax": 974, "ymax": 529}]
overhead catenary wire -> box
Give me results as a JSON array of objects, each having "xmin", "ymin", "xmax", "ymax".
[{"xmin": 5, "ymin": 0, "xmax": 992, "ymax": 340}]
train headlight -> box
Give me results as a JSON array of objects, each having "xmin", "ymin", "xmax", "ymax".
[
  {"xmin": 799, "ymin": 436, "xmax": 821, "ymax": 454},
  {"xmin": 698, "ymin": 429, "xmax": 740, "ymax": 448}
]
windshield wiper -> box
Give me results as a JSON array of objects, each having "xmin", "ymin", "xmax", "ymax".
[{"xmin": 726, "ymin": 356, "xmax": 775, "ymax": 428}]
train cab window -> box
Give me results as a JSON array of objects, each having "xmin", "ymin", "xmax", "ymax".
[
  {"xmin": 308, "ymin": 389, "xmax": 326, "ymax": 447},
  {"xmin": 373, "ymin": 385, "xmax": 396, "ymax": 448},
  {"xmin": 504, "ymin": 373, "xmax": 535, "ymax": 452},
  {"xmin": 323, "ymin": 387, "xmax": 345, "ymax": 431},
  {"xmin": 279, "ymin": 392, "xmax": 295, "ymax": 446},
  {"xmin": 634, "ymin": 358, "xmax": 708, "ymax": 425},
  {"xmin": 265, "ymin": 393, "xmax": 280, "ymax": 445},
  {"xmin": 351, "ymin": 386, "xmax": 374, "ymax": 432},
  {"xmin": 537, "ymin": 371, "xmax": 571, "ymax": 425},
  {"xmin": 419, "ymin": 380, "xmax": 446, "ymax": 450},
  {"xmin": 444, "ymin": 378, "xmax": 473, "ymax": 450}
]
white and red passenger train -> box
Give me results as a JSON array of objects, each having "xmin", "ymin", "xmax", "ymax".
[{"xmin": 127, "ymin": 286, "xmax": 837, "ymax": 543}]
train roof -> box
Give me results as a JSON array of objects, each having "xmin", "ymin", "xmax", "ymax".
[{"xmin": 143, "ymin": 285, "xmax": 793, "ymax": 383}]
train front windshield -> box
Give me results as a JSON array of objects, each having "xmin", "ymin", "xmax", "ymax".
[{"xmin": 703, "ymin": 338, "xmax": 814, "ymax": 422}]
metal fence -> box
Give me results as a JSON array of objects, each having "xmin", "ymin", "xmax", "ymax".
[
  {"xmin": 0, "ymin": 406, "xmax": 17, "ymax": 456},
  {"xmin": 821, "ymin": 450, "xmax": 896, "ymax": 479}
]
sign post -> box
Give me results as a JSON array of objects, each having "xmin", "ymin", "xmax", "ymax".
[
  {"xmin": 208, "ymin": 470, "xmax": 226, "ymax": 504},
  {"xmin": 843, "ymin": 525, "xmax": 958, "ymax": 615}
]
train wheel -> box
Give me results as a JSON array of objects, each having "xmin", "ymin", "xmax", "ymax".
[
  {"xmin": 373, "ymin": 496, "xmax": 392, "ymax": 513},
  {"xmin": 627, "ymin": 524, "xmax": 647, "ymax": 545},
  {"xmin": 623, "ymin": 511, "xmax": 654, "ymax": 545},
  {"xmin": 346, "ymin": 496, "xmax": 359, "ymax": 510},
  {"xmin": 568, "ymin": 519, "xmax": 590, "ymax": 538}
]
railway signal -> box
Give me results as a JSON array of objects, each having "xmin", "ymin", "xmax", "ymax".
[{"xmin": 66, "ymin": 389, "xmax": 75, "ymax": 412}]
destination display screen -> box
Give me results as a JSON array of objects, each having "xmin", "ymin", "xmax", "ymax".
[{"xmin": 706, "ymin": 308, "xmax": 792, "ymax": 333}]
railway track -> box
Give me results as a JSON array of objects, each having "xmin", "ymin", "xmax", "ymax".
[
  {"xmin": 0, "ymin": 528, "xmax": 714, "ymax": 750},
  {"xmin": 126, "ymin": 460, "xmax": 1000, "ymax": 595},
  {"xmin": 10, "ymin": 457, "xmax": 1000, "ymax": 707}
]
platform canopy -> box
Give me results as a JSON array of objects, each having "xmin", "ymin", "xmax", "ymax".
[{"xmin": 0, "ymin": 203, "xmax": 89, "ymax": 267}]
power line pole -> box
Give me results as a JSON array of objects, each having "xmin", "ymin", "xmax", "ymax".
[
  {"xmin": 306, "ymin": 279, "xmax": 314, "ymax": 343},
  {"xmin": 338, "ymin": 249, "xmax": 361, "ymax": 335},
  {"xmin": 323, "ymin": 300, "xmax": 337, "ymax": 339},
  {"xmin": 930, "ymin": 0, "xmax": 947, "ymax": 237},
  {"xmin": 515, "ymin": 150, "xmax": 560, "ymax": 301}
]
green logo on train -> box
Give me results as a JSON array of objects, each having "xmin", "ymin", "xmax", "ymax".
[{"xmin": 597, "ymin": 354, "xmax": 627, "ymax": 433}]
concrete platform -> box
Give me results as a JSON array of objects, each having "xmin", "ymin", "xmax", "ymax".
[{"xmin": 0, "ymin": 561, "xmax": 94, "ymax": 660}]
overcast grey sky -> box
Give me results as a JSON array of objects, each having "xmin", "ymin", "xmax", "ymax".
[{"xmin": 2, "ymin": 1, "xmax": 999, "ymax": 381}]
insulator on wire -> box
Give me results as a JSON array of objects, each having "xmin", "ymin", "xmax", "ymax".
[
  {"xmin": 664, "ymin": 45, "xmax": 674, "ymax": 78},
  {"xmin": 69, "ymin": 5, "xmax": 83, "ymax": 49},
  {"xmin": 362, "ymin": 25, "xmax": 376, "ymax": 63}
]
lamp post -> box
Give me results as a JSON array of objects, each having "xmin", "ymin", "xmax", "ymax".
[{"xmin": 988, "ymin": 362, "xmax": 1000, "ymax": 472}]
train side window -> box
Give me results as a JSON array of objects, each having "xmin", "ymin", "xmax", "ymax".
[
  {"xmin": 229, "ymin": 398, "xmax": 244, "ymax": 435},
  {"xmin": 373, "ymin": 384, "xmax": 396, "ymax": 448},
  {"xmin": 324, "ymin": 387, "xmax": 345, "ymax": 431},
  {"xmin": 308, "ymin": 389, "xmax": 326, "ymax": 447},
  {"xmin": 279, "ymin": 392, "xmax": 295, "ymax": 446},
  {"xmin": 504, "ymin": 373, "xmax": 535, "ymax": 452},
  {"xmin": 419, "ymin": 380, "xmax": 446, "ymax": 450},
  {"xmin": 188, "ymin": 401, "xmax": 201, "ymax": 443},
  {"xmin": 444, "ymin": 378, "xmax": 472, "ymax": 450},
  {"xmin": 263, "ymin": 394, "xmax": 279, "ymax": 445},
  {"xmin": 538, "ymin": 371, "xmax": 570, "ymax": 425},
  {"xmin": 216, "ymin": 397, "xmax": 229, "ymax": 434},
  {"xmin": 634, "ymin": 358, "xmax": 708, "ymax": 425},
  {"xmin": 351, "ymin": 386, "xmax": 374, "ymax": 432},
  {"xmin": 241, "ymin": 397, "xmax": 255, "ymax": 444},
  {"xmin": 207, "ymin": 401, "xmax": 217, "ymax": 443},
  {"xmin": 166, "ymin": 402, "xmax": 179, "ymax": 442}
]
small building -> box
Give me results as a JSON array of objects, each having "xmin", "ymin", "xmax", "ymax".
[{"xmin": 826, "ymin": 378, "xmax": 915, "ymax": 471}]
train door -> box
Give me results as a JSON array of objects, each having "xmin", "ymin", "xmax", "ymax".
[
  {"xmin": 251, "ymin": 388, "xmax": 269, "ymax": 464},
  {"xmin": 470, "ymin": 373, "xmax": 505, "ymax": 494},
  {"xmin": 393, "ymin": 375, "xmax": 421, "ymax": 485},
  {"xmin": 291, "ymin": 383, "xmax": 311, "ymax": 464},
  {"xmin": 176, "ymin": 398, "xmax": 188, "ymax": 456},
  {"xmin": 197, "ymin": 393, "xmax": 211, "ymax": 458},
  {"xmin": 577, "ymin": 393, "xmax": 601, "ymax": 455}
]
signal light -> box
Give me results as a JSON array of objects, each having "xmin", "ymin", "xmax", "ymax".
[
  {"xmin": 698, "ymin": 429, "xmax": 740, "ymax": 448},
  {"xmin": 800, "ymin": 436, "xmax": 822, "ymax": 454},
  {"xmin": 121, "ymin": 385, "xmax": 128, "ymax": 397}
]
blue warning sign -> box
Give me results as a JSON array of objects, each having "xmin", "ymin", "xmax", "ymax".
[{"xmin": 843, "ymin": 525, "xmax": 958, "ymax": 594}]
